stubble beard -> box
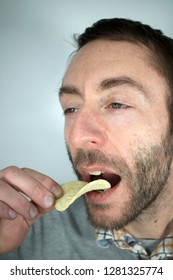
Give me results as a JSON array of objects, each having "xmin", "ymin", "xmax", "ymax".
[{"xmin": 66, "ymin": 133, "xmax": 173, "ymax": 231}]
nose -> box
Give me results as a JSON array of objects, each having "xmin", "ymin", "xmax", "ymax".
[{"xmin": 66, "ymin": 109, "xmax": 107, "ymax": 150}]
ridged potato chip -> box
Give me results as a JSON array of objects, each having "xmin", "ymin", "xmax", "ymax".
[{"xmin": 55, "ymin": 179, "xmax": 111, "ymax": 211}]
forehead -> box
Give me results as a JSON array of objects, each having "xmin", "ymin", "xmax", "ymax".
[
  {"xmin": 62, "ymin": 40, "xmax": 167, "ymax": 97},
  {"xmin": 64, "ymin": 40, "xmax": 150, "ymax": 76}
]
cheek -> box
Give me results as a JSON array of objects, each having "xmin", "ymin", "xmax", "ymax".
[
  {"xmin": 64, "ymin": 120, "xmax": 71, "ymax": 144},
  {"xmin": 106, "ymin": 122, "xmax": 161, "ymax": 170},
  {"xmin": 64, "ymin": 121, "xmax": 78, "ymax": 156},
  {"xmin": 108, "ymin": 108, "xmax": 169, "ymax": 148}
]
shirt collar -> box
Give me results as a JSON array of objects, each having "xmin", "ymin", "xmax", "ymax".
[{"xmin": 96, "ymin": 228, "xmax": 173, "ymax": 260}]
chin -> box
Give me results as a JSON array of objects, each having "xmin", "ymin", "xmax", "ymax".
[
  {"xmin": 85, "ymin": 197, "xmax": 144, "ymax": 231},
  {"xmin": 85, "ymin": 201, "xmax": 127, "ymax": 230}
]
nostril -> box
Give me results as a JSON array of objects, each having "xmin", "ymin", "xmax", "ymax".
[{"xmin": 71, "ymin": 134, "xmax": 105, "ymax": 149}]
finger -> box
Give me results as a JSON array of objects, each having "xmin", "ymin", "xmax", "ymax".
[
  {"xmin": 0, "ymin": 166, "xmax": 55, "ymax": 210},
  {"xmin": 0, "ymin": 179, "xmax": 39, "ymax": 220},
  {"xmin": 21, "ymin": 167, "xmax": 63, "ymax": 198},
  {"xmin": 0, "ymin": 201, "xmax": 17, "ymax": 220}
]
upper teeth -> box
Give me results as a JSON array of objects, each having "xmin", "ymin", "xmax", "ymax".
[{"xmin": 89, "ymin": 171, "xmax": 102, "ymax": 176}]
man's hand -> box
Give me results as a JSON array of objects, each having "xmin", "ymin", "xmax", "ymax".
[{"xmin": 0, "ymin": 166, "xmax": 63, "ymax": 254}]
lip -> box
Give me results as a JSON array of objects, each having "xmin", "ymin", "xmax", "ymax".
[
  {"xmin": 79, "ymin": 165, "xmax": 117, "ymax": 182},
  {"xmin": 78, "ymin": 165, "xmax": 121, "ymax": 204},
  {"xmin": 85, "ymin": 181, "xmax": 120, "ymax": 204}
]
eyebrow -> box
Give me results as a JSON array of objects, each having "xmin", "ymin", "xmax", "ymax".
[
  {"xmin": 59, "ymin": 85, "xmax": 80, "ymax": 97},
  {"xmin": 59, "ymin": 76, "xmax": 147, "ymax": 98},
  {"xmin": 99, "ymin": 77, "xmax": 146, "ymax": 94}
]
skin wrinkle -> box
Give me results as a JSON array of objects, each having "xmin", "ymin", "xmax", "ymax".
[
  {"xmin": 62, "ymin": 40, "xmax": 173, "ymax": 239},
  {"xmin": 59, "ymin": 76, "xmax": 148, "ymax": 98}
]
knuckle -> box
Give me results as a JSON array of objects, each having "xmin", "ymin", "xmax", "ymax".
[
  {"xmin": 22, "ymin": 167, "xmax": 55, "ymax": 189},
  {"xmin": 30, "ymin": 181, "xmax": 43, "ymax": 196},
  {"xmin": 1, "ymin": 166, "xmax": 20, "ymax": 179},
  {"xmin": 41, "ymin": 176, "xmax": 55, "ymax": 189},
  {"xmin": 19, "ymin": 195, "xmax": 31, "ymax": 209},
  {"xmin": 0, "ymin": 178, "xmax": 6, "ymax": 190},
  {"xmin": 21, "ymin": 167, "xmax": 29, "ymax": 172}
]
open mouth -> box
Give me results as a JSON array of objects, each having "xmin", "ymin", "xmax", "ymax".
[{"xmin": 88, "ymin": 171, "xmax": 121, "ymax": 190}]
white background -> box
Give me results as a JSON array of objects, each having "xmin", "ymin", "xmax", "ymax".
[
  {"xmin": 0, "ymin": 0, "xmax": 172, "ymax": 184},
  {"xmin": 1, "ymin": 260, "xmax": 171, "ymax": 280}
]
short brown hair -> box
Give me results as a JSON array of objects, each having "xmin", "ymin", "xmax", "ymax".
[{"xmin": 74, "ymin": 18, "xmax": 173, "ymax": 134}]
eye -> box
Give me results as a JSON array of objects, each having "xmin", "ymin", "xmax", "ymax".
[
  {"xmin": 63, "ymin": 107, "xmax": 78, "ymax": 115},
  {"xmin": 110, "ymin": 102, "xmax": 128, "ymax": 109}
]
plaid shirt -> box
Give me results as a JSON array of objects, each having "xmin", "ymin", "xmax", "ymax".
[{"xmin": 96, "ymin": 228, "xmax": 173, "ymax": 260}]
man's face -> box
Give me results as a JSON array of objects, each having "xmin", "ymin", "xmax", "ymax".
[{"xmin": 59, "ymin": 40, "xmax": 172, "ymax": 230}]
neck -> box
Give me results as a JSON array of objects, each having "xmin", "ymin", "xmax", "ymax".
[{"xmin": 125, "ymin": 179, "xmax": 173, "ymax": 240}]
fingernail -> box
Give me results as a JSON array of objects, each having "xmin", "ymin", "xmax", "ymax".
[
  {"xmin": 30, "ymin": 205, "xmax": 38, "ymax": 219},
  {"xmin": 51, "ymin": 185, "xmax": 62, "ymax": 198},
  {"xmin": 43, "ymin": 194, "xmax": 54, "ymax": 208},
  {"xmin": 9, "ymin": 209, "xmax": 17, "ymax": 219}
]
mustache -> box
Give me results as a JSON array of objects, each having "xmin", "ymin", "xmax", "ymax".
[
  {"xmin": 73, "ymin": 149, "xmax": 112, "ymax": 167},
  {"xmin": 68, "ymin": 148, "xmax": 116, "ymax": 167},
  {"xmin": 66, "ymin": 147, "xmax": 130, "ymax": 177}
]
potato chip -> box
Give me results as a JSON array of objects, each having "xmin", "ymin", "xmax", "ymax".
[{"xmin": 55, "ymin": 179, "xmax": 111, "ymax": 211}]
